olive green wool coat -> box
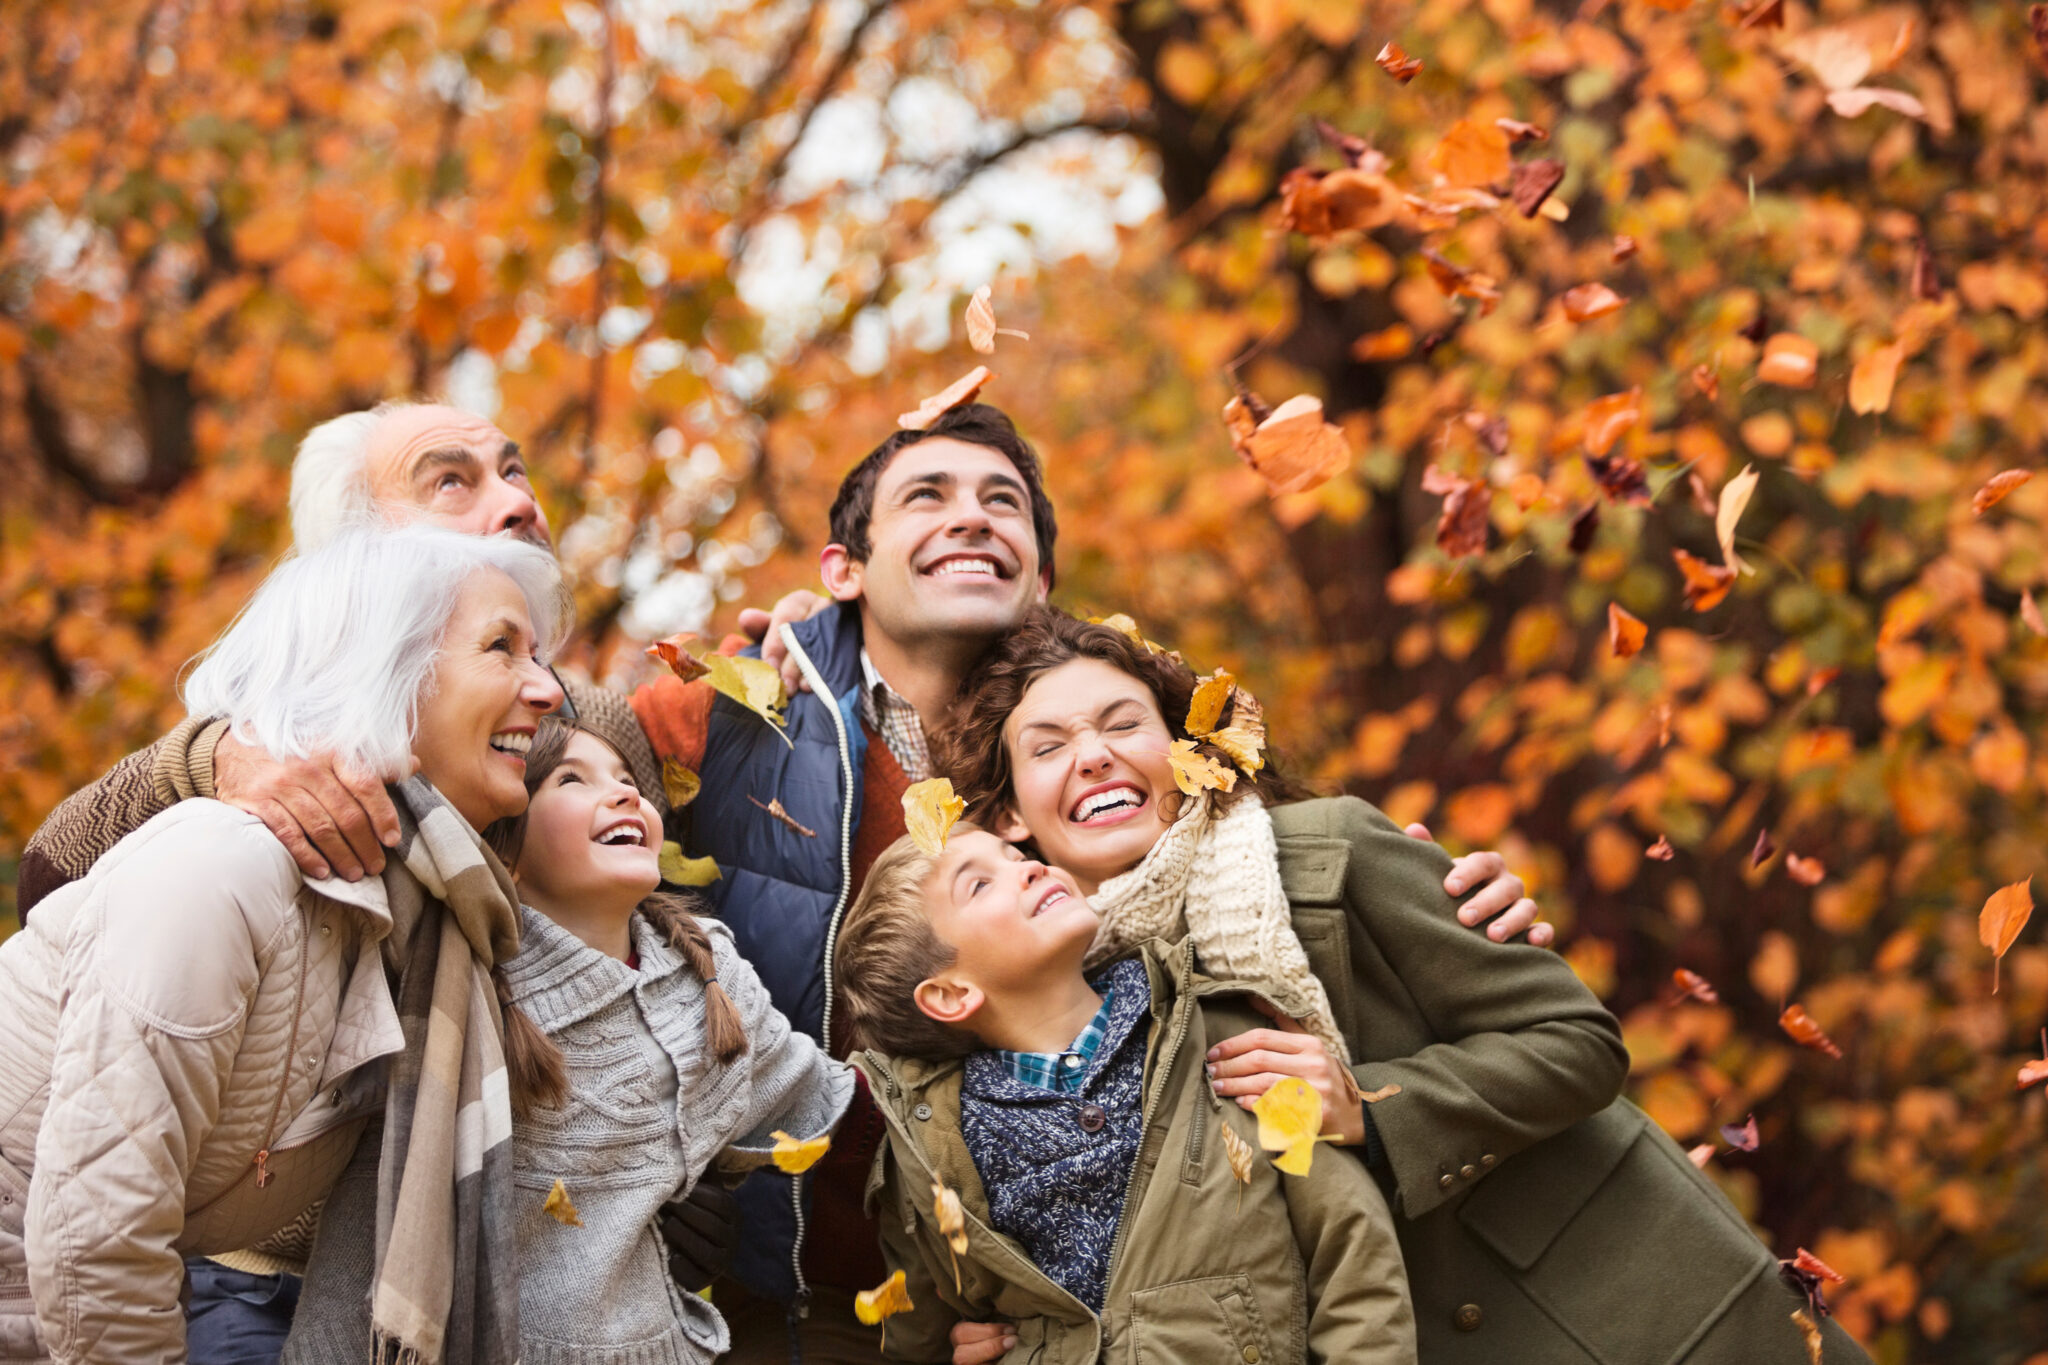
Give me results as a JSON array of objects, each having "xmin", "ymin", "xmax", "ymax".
[
  {"xmin": 854, "ymin": 938, "xmax": 1417, "ymax": 1365},
  {"xmin": 1270, "ymin": 796, "xmax": 1871, "ymax": 1365}
]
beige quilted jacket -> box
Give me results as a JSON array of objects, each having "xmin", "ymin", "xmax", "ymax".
[{"xmin": 0, "ymin": 800, "xmax": 403, "ymax": 1363}]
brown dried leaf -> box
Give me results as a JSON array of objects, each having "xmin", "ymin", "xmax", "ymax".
[
  {"xmin": 1911, "ymin": 239, "xmax": 1942, "ymax": 301},
  {"xmin": 1674, "ymin": 549, "xmax": 1736, "ymax": 612},
  {"xmin": 1561, "ymin": 282, "xmax": 1626, "ymax": 322},
  {"xmin": 1508, "ymin": 159, "xmax": 1566, "ymax": 217},
  {"xmin": 1496, "ymin": 117, "xmax": 1548, "ymax": 143},
  {"xmin": 750, "ymin": 795, "xmax": 817, "ymax": 838},
  {"xmin": 1690, "ymin": 364, "xmax": 1719, "ymax": 402},
  {"xmin": 2018, "ymin": 1028, "xmax": 2048, "ymax": 1090},
  {"xmin": 931, "ymin": 1177, "xmax": 968, "ymax": 1291},
  {"xmin": 1311, "ymin": 119, "xmax": 1388, "ymax": 173},
  {"xmin": 1720, "ymin": 1113, "xmax": 1760, "ymax": 1151},
  {"xmin": 1278, "ymin": 166, "xmax": 1400, "ymax": 239},
  {"xmin": 1971, "ymin": 469, "xmax": 2030, "ymax": 517},
  {"xmin": 1608, "ymin": 603, "xmax": 1647, "ymax": 659},
  {"xmin": 1979, "ymin": 878, "xmax": 2033, "ymax": 993},
  {"xmin": 1671, "ymin": 968, "xmax": 1720, "ymax": 1004},
  {"xmin": 1218, "ymin": 1117, "xmax": 1256, "ymax": 1211},
  {"xmin": 1421, "ymin": 464, "xmax": 1492, "ymax": 558},
  {"xmin": 646, "ymin": 632, "xmax": 710, "ymax": 683},
  {"xmin": 1750, "ymin": 826, "xmax": 1778, "ymax": 868},
  {"xmin": 1422, "ymin": 250, "xmax": 1502, "ymax": 314},
  {"xmin": 1611, "ymin": 233, "xmax": 1639, "ymax": 263},
  {"xmin": 1568, "ymin": 501, "xmax": 1601, "ymax": 554},
  {"xmin": 1740, "ymin": 0, "xmax": 1784, "ymax": 29},
  {"xmin": 1779, "ymin": 1004, "xmax": 1843, "ymax": 1059},
  {"xmin": 543, "ymin": 1178, "xmax": 584, "ymax": 1227},
  {"xmin": 1223, "ymin": 392, "xmax": 1352, "ymax": 495},
  {"xmin": 1791, "ymin": 1310, "xmax": 1823, "ymax": 1365},
  {"xmin": 1374, "ymin": 41, "xmax": 1422, "ymax": 83},
  {"xmin": 1360, "ymin": 1083, "xmax": 1403, "ymax": 1103},
  {"xmin": 898, "ymin": 365, "xmax": 992, "ymax": 430}
]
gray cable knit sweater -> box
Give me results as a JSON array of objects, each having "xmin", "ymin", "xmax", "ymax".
[{"xmin": 284, "ymin": 906, "xmax": 855, "ymax": 1365}]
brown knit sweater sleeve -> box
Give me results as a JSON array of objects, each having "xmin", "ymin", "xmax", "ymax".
[{"xmin": 18, "ymin": 715, "xmax": 228, "ymax": 917}]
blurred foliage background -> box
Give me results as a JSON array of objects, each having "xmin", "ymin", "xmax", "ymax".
[{"xmin": 5, "ymin": 0, "xmax": 2048, "ymax": 1357}]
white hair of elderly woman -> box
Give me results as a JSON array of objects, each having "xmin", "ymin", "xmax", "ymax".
[
  {"xmin": 183, "ymin": 523, "xmax": 571, "ymax": 779},
  {"xmin": 289, "ymin": 400, "xmax": 418, "ymax": 551}
]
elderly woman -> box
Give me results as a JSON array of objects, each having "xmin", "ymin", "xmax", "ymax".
[{"xmin": 0, "ymin": 524, "xmax": 568, "ymax": 1364}]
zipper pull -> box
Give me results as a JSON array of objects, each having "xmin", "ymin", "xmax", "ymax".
[{"xmin": 253, "ymin": 1149, "xmax": 272, "ymax": 1189}]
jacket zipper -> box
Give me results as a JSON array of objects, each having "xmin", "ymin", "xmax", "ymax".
[
  {"xmin": 252, "ymin": 909, "xmax": 315, "ymax": 1189},
  {"xmin": 1102, "ymin": 957, "xmax": 1198, "ymax": 1282},
  {"xmin": 777, "ymin": 623, "xmax": 859, "ymax": 1320}
]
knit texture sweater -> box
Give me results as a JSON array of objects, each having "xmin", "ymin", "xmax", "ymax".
[
  {"xmin": 285, "ymin": 906, "xmax": 854, "ymax": 1365},
  {"xmin": 957, "ymin": 959, "xmax": 1152, "ymax": 1314}
]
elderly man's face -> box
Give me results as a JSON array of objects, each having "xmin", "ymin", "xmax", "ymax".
[{"xmin": 363, "ymin": 405, "xmax": 553, "ymax": 547}]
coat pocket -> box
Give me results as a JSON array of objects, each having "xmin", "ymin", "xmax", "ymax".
[
  {"xmin": 1126, "ymin": 1273, "xmax": 1272, "ymax": 1365},
  {"xmin": 1458, "ymin": 1103, "xmax": 1770, "ymax": 1365},
  {"xmin": 0, "ymin": 1151, "xmax": 44, "ymax": 1359}
]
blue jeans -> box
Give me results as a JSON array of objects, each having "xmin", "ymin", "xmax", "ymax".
[{"xmin": 184, "ymin": 1259, "xmax": 299, "ymax": 1365}]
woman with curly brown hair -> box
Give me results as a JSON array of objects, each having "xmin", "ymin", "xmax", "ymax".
[{"xmin": 933, "ymin": 605, "xmax": 1869, "ymax": 1365}]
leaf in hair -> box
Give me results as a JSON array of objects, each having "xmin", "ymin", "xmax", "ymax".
[
  {"xmin": 903, "ymin": 778, "xmax": 966, "ymax": 856},
  {"xmin": 1168, "ymin": 739, "xmax": 1237, "ymax": 796},
  {"xmin": 662, "ymin": 759, "xmax": 701, "ymax": 809}
]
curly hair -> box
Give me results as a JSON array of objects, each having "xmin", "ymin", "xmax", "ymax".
[{"xmin": 935, "ymin": 605, "xmax": 1308, "ymax": 827}]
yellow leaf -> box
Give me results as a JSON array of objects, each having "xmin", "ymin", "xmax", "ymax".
[
  {"xmin": 702, "ymin": 653, "xmax": 792, "ymax": 746},
  {"xmin": 1979, "ymin": 878, "xmax": 2034, "ymax": 994},
  {"xmin": 1168, "ymin": 739, "xmax": 1238, "ymax": 796},
  {"xmin": 1848, "ymin": 341, "xmax": 1903, "ymax": 414},
  {"xmin": 770, "ymin": 1129, "xmax": 830, "ymax": 1174},
  {"xmin": 543, "ymin": 1178, "xmax": 583, "ymax": 1227},
  {"xmin": 1791, "ymin": 1309, "xmax": 1823, "ymax": 1365},
  {"xmin": 662, "ymin": 759, "xmax": 702, "ymax": 809},
  {"xmin": 854, "ymin": 1269, "xmax": 914, "ymax": 1326},
  {"xmin": 660, "ymin": 841, "xmax": 722, "ymax": 886},
  {"xmin": 1716, "ymin": 465, "xmax": 1760, "ymax": 577},
  {"xmin": 931, "ymin": 1177, "xmax": 967, "ymax": 1292},
  {"xmin": 1186, "ymin": 670, "xmax": 1237, "ymax": 737},
  {"xmin": 1252, "ymin": 1077, "xmax": 1337, "ymax": 1176},
  {"xmin": 902, "ymin": 778, "xmax": 966, "ymax": 857}
]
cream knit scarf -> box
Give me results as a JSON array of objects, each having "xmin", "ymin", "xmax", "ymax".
[{"xmin": 1086, "ymin": 794, "xmax": 1352, "ymax": 1066}]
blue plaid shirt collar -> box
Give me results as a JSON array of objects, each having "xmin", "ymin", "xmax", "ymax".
[{"xmin": 993, "ymin": 986, "xmax": 1121, "ymax": 1094}]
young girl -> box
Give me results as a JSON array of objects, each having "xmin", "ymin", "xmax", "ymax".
[
  {"xmin": 287, "ymin": 712, "xmax": 852, "ymax": 1363},
  {"xmin": 936, "ymin": 606, "xmax": 1871, "ymax": 1365}
]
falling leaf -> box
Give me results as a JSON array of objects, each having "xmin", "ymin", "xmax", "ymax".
[
  {"xmin": 1585, "ymin": 453, "xmax": 1649, "ymax": 506},
  {"xmin": 1580, "ymin": 388, "xmax": 1644, "ymax": 459},
  {"xmin": 1646, "ymin": 835, "xmax": 1675, "ymax": 861},
  {"xmin": 1508, "ymin": 159, "xmax": 1566, "ymax": 217},
  {"xmin": 1786, "ymin": 853, "xmax": 1825, "ymax": 886},
  {"xmin": 1740, "ymin": 0, "xmax": 1784, "ymax": 29},
  {"xmin": 1219, "ymin": 1117, "xmax": 1256, "ymax": 1210},
  {"xmin": 770, "ymin": 1129, "xmax": 831, "ymax": 1174},
  {"xmin": 898, "ymin": 365, "xmax": 993, "ymax": 430},
  {"xmin": 1806, "ymin": 668, "xmax": 1840, "ymax": 696},
  {"xmin": 1374, "ymin": 41, "xmax": 1422, "ymax": 82},
  {"xmin": 1971, "ymin": 469, "xmax": 2030, "ymax": 517},
  {"xmin": 854, "ymin": 1269, "xmax": 914, "ymax": 1347},
  {"xmin": 1673, "ymin": 549, "xmax": 1736, "ymax": 611},
  {"xmin": 1568, "ymin": 502, "xmax": 1601, "ymax": 554},
  {"xmin": 1749, "ymin": 826, "xmax": 1778, "ymax": 868},
  {"xmin": 1360, "ymin": 1083, "xmax": 1403, "ymax": 1103},
  {"xmin": 1351, "ymin": 324, "xmax": 1414, "ymax": 361},
  {"xmin": 1421, "ymin": 464, "xmax": 1492, "ymax": 558},
  {"xmin": 1911, "ymin": 239, "xmax": 1942, "ymax": 300},
  {"xmin": 1780, "ymin": 1003, "xmax": 1843, "ymax": 1059},
  {"xmin": 1187, "ymin": 670, "xmax": 1236, "ymax": 736},
  {"xmin": 1561, "ymin": 283, "xmax": 1626, "ymax": 322},
  {"xmin": 1978, "ymin": 878, "xmax": 2033, "ymax": 993},
  {"xmin": 1792, "ymin": 1310, "xmax": 1824, "ymax": 1365},
  {"xmin": 931, "ymin": 1177, "xmax": 968, "ymax": 1291},
  {"xmin": 1611, "ymin": 234, "xmax": 1639, "ymax": 263},
  {"xmin": 902, "ymin": 778, "xmax": 966, "ymax": 857},
  {"xmin": 2018, "ymin": 1028, "xmax": 2048, "ymax": 1090},
  {"xmin": 1781, "ymin": 1248, "xmax": 1846, "ymax": 1319},
  {"xmin": 1168, "ymin": 739, "xmax": 1238, "ymax": 796},
  {"xmin": 1688, "ymin": 1143, "xmax": 1716, "ymax": 1168},
  {"xmin": 1721, "ymin": 1113, "xmax": 1760, "ymax": 1151},
  {"xmin": 659, "ymin": 841, "xmax": 722, "ymax": 886},
  {"xmin": 1751, "ymin": 930, "xmax": 1798, "ymax": 1000},
  {"xmin": 1848, "ymin": 342, "xmax": 1903, "ymax": 414},
  {"xmin": 1429, "ymin": 119, "xmax": 1512, "ymax": 188},
  {"xmin": 1422, "ymin": 251, "xmax": 1502, "ymax": 314},
  {"xmin": 1691, "ymin": 365, "xmax": 1720, "ymax": 402},
  {"xmin": 1826, "ymin": 87, "xmax": 1926, "ymax": 120},
  {"xmin": 646, "ymin": 633, "xmax": 711, "ymax": 684},
  {"xmin": 1276, "ymin": 167, "xmax": 1399, "ymax": 239},
  {"xmin": 648, "ymin": 638, "xmax": 794, "ymax": 748},
  {"xmin": 2024, "ymin": 591, "xmax": 2047, "ymax": 636},
  {"xmin": 1311, "ymin": 119, "xmax": 1388, "ymax": 173},
  {"xmin": 1496, "ymin": 117, "xmax": 1548, "ymax": 143},
  {"xmin": 662, "ymin": 759, "xmax": 701, "ymax": 809},
  {"xmin": 750, "ymin": 795, "xmax": 817, "ymax": 838},
  {"xmin": 1252, "ymin": 1077, "xmax": 1338, "ymax": 1176},
  {"xmin": 1222, "ymin": 391, "xmax": 1352, "ymax": 496},
  {"xmin": 543, "ymin": 1178, "xmax": 583, "ymax": 1227},
  {"xmin": 1608, "ymin": 603, "xmax": 1647, "ymax": 659},
  {"xmin": 1786, "ymin": 29, "xmax": 1873, "ymax": 92},
  {"xmin": 1757, "ymin": 334, "xmax": 1818, "ymax": 388},
  {"xmin": 963, "ymin": 285, "xmax": 1028, "ymax": 354},
  {"xmin": 1717, "ymin": 465, "xmax": 1761, "ymax": 576},
  {"xmin": 1671, "ymin": 969, "xmax": 1720, "ymax": 1004}
]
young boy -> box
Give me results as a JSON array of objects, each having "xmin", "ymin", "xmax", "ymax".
[{"xmin": 833, "ymin": 826, "xmax": 1416, "ymax": 1365}]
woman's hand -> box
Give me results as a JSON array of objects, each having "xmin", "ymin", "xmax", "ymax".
[
  {"xmin": 951, "ymin": 1319, "xmax": 1018, "ymax": 1364},
  {"xmin": 1204, "ymin": 1000, "xmax": 1365, "ymax": 1144},
  {"xmin": 1403, "ymin": 821, "xmax": 1552, "ymax": 947}
]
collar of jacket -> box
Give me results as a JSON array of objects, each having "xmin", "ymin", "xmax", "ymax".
[{"xmin": 769, "ymin": 599, "xmax": 868, "ymax": 703}]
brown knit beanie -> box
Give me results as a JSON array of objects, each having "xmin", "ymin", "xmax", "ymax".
[{"xmin": 562, "ymin": 679, "xmax": 668, "ymax": 820}]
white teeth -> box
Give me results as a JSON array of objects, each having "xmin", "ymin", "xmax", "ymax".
[
  {"xmin": 931, "ymin": 558, "xmax": 999, "ymax": 577},
  {"xmin": 490, "ymin": 731, "xmax": 532, "ymax": 754},
  {"xmin": 595, "ymin": 823, "xmax": 644, "ymax": 846},
  {"xmin": 1074, "ymin": 789, "xmax": 1139, "ymax": 821}
]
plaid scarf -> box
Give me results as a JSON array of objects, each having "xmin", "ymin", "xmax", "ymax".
[{"xmin": 372, "ymin": 776, "xmax": 523, "ymax": 1365}]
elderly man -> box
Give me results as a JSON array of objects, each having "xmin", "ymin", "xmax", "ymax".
[{"xmin": 21, "ymin": 398, "xmax": 1544, "ymax": 1365}]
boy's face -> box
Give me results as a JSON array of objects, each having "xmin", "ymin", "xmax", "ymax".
[{"xmin": 917, "ymin": 831, "xmax": 1098, "ymax": 1019}]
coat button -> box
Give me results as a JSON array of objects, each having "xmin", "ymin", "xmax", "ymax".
[
  {"xmin": 1077, "ymin": 1103, "xmax": 1108, "ymax": 1133},
  {"xmin": 1481, "ymin": 1153, "xmax": 1497, "ymax": 1169},
  {"xmin": 1241, "ymin": 1348, "xmax": 1261, "ymax": 1363},
  {"xmin": 1460, "ymin": 1163, "xmax": 1478, "ymax": 1180},
  {"xmin": 1455, "ymin": 1304, "xmax": 1483, "ymax": 1331},
  {"xmin": 914, "ymin": 1103, "xmax": 933, "ymax": 1121},
  {"xmin": 1438, "ymin": 1173, "xmax": 1455, "ymax": 1190}
]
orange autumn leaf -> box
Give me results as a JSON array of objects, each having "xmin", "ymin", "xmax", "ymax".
[
  {"xmin": 964, "ymin": 285, "xmax": 1028, "ymax": 354},
  {"xmin": 646, "ymin": 632, "xmax": 710, "ymax": 683},
  {"xmin": 1421, "ymin": 464, "xmax": 1492, "ymax": 558},
  {"xmin": 1374, "ymin": 41, "xmax": 1422, "ymax": 83},
  {"xmin": 1670, "ymin": 968, "xmax": 1720, "ymax": 1004},
  {"xmin": 1222, "ymin": 392, "xmax": 1352, "ymax": 495},
  {"xmin": 1673, "ymin": 549, "xmax": 1736, "ymax": 612},
  {"xmin": 1978, "ymin": 878, "xmax": 2033, "ymax": 993},
  {"xmin": 1561, "ymin": 283, "xmax": 1627, "ymax": 322},
  {"xmin": 1428, "ymin": 120, "xmax": 1512, "ymax": 188},
  {"xmin": 1646, "ymin": 835, "xmax": 1675, "ymax": 861},
  {"xmin": 2018, "ymin": 1029, "xmax": 2048, "ymax": 1090},
  {"xmin": 1786, "ymin": 853, "xmax": 1826, "ymax": 886},
  {"xmin": 854, "ymin": 1269, "xmax": 914, "ymax": 1347},
  {"xmin": 1779, "ymin": 1004, "xmax": 1843, "ymax": 1059},
  {"xmin": 1608, "ymin": 602, "xmax": 1647, "ymax": 659},
  {"xmin": 1277, "ymin": 167, "xmax": 1398, "ymax": 239},
  {"xmin": 898, "ymin": 366, "xmax": 993, "ymax": 430},
  {"xmin": 1422, "ymin": 250, "xmax": 1502, "ymax": 314},
  {"xmin": 1971, "ymin": 469, "xmax": 2030, "ymax": 517},
  {"xmin": 1611, "ymin": 234, "xmax": 1639, "ymax": 262},
  {"xmin": 1848, "ymin": 341, "xmax": 1904, "ymax": 414},
  {"xmin": 1168, "ymin": 738, "xmax": 1237, "ymax": 796},
  {"xmin": 1580, "ymin": 388, "xmax": 1643, "ymax": 458},
  {"xmin": 1757, "ymin": 334, "xmax": 1819, "ymax": 388}
]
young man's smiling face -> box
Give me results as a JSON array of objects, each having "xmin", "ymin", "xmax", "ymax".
[{"xmin": 824, "ymin": 437, "xmax": 1049, "ymax": 650}]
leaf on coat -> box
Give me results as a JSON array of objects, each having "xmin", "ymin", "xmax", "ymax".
[
  {"xmin": 1360, "ymin": 1083, "xmax": 1402, "ymax": 1103},
  {"xmin": 1756, "ymin": 334, "xmax": 1818, "ymax": 388},
  {"xmin": 855, "ymin": 1269, "xmax": 914, "ymax": 1349},
  {"xmin": 1717, "ymin": 465, "xmax": 1761, "ymax": 577},
  {"xmin": 1785, "ymin": 853, "xmax": 1825, "ymax": 886},
  {"xmin": 1674, "ymin": 550, "xmax": 1736, "ymax": 611},
  {"xmin": 1780, "ymin": 1248, "xmax": 1845, "ymax": 1320},
  {"xmin": 898, "ymin": 366, "xmax": 992, "ymax": 430},
  {"xmin": 1608, "ymin": 603, "xmax": 1647, "ymax": 659},
  {"xmin": 1374, "ymin": 41, "xmax": 1422, "ymax": 83},
  {"xmin": 750, "ymin": 795, "xmax": 817, "ymax": 838},
  {"xmin": 1720, "ymin": 1113, "xmax": 1760, "ymax": 1152},
  {"xmin": 964, "ymin": 285, "xmax": 1028, "ymax": 355},
  {"xmin": 1670, "ymin": 968, "xmax": 1720, "ymax": 1004},
  {"xmin": 931, "ymin": 1177, "xmax": 968, "ymax": 1292},
  {"xmin": 1222, "ymin": 390, "xmax": 1352, "ymax": 495},
  {"xmin": 543, "ymin": 1178, "xmax": 583, "ymax": 1227},
  {"xmin": 1561, "ymin": 282, "xmax": 1626, "ymax": 322},
  {"xmin": 770, "ymin": 1129, "xmax": 831, "ymax": 1174},
  {"xmin": 1978, "ymin": 878, "xmax": 2033, "ymax": 994},
  {"xmin": 659, "ymin": 841, "xmax": 722, "ymax": 886},
  {"xmin": 662, "ymin": 758, "xmax": 701, "ymax": 809},
  {"xmin": 903, "ymin": 778, "xmax": 966, "ymax": 857},
  {"xmin": 1779, "ymin": 1003, "xmax": 1843, "ymax": 1059},
  {"xmin": 1791, "ymin": 1309, "xmax": 1824, "ymax": 1365},
  {"xmin": 1971, "ymin": 469, "xmax": 2030, "ymax": 517},
  {"xmin": 1218, "ymin": 1117, "xmax": 1256, "ymax": 1211},
  {"xmin": 2017, "ymin": 1028, "xmax": 2048, "ymax": 1090},
  {"xmin": 1168, "ymin": 739, "xmax": 1238, "ymax": 796},
  {"xmin": 1252, "ymin": 1077, "xmax": 1338, "ymax": 1176}
]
